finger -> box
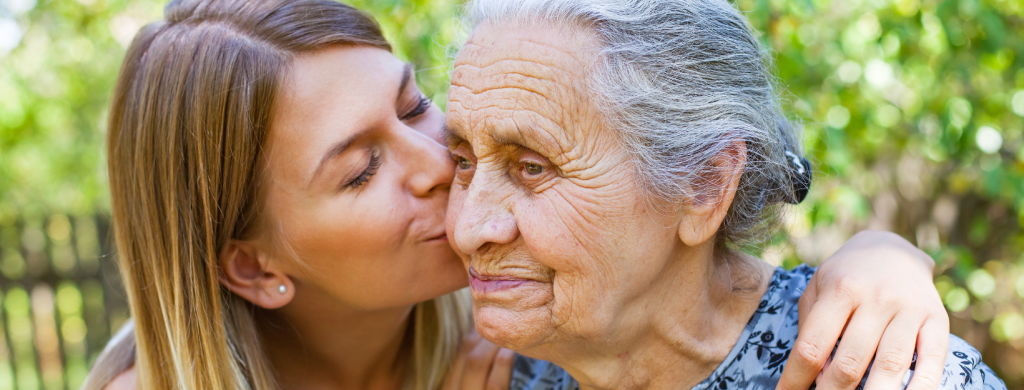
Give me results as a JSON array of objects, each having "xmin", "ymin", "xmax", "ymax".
[
  {"xmin": 461, "ymin": 337, "xmax": 502, "ymax": 389},
  {"xmin": 862, "ymin": 313, "xmax": 921, "ymax": 390},
  {"xmin": 905, "ymin": 315, "xmax": 950, "ymax": 390},
  {"xmin": 797, "ymin": 275, "xmax": 819, "ymax": 325},
  {"xmin": 777, "ymin": 287, "xmax": 856, "ymax": 390},
  {"xmin": 485, "ymin": 348, "xmax": 515, "ymax": 390},
  {"xmin": 817, "ymin": 310, "xmax": 891, "ymax": 390}
]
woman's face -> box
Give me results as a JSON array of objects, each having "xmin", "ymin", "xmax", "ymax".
[
  {"xmin": 260, "ymin": 46, "xmax": 467, "ymax": 310},
  {"xmin": 445, "ymin": 22, "xmax": 685, "ymax": 355}
]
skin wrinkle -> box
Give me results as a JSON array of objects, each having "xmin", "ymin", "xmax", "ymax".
[
  {"xmin": 450, "ymin": 84, "xmax": 556, "ymax": 113},
  {"xmin": 453, "ymin": 62, "xmax": 578, "ymax": 96},
  {"xmin": 460, "ymin": 127, "xmax": 634, "ymax": 350},
  {"xmin": 451, "ymin": 60, "xmax": 570, "ymax": 90},
  {"xmin": 451, "ymin": 39, "xmax": 592, "ymax": 143},
  {"xmin": 446, "ymin": 84, "xmax": 592, "ymax": 176},
  {"xmin": 445, "ymin": 96, "xmax": 560, "ymax": 150},
  {"xmin": 506, "ymin": 97, "xmax": 582, "ymax": 189},
  {"xmin": 448, "ymin": 80, "xmax": 575, "ymax": 161},
  {"xmin": 458, "ymin": 38, "xmax": 590, "ymax": 74},
  {"xmin": 446, "ymin": 18, "xmax": 776, "ymax": 390},
  {"xmin": 451, "ymin": 110, "xmax": 588, "ymax": 183}
]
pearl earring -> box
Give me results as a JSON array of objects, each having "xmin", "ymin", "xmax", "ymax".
[{"xmin": 278, "ymin": 284, "xmax": 287, "ymax": 294}]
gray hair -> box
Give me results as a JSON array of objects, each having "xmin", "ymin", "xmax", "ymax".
[{"xmin": 459, "ymin": 0, "xmax": 807, "ymax": 248}]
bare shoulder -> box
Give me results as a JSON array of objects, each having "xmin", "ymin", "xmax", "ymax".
[
  {"xmin": 81, "ymin": 320, "xmax": 137, "ymax": 390},
  {"xmin": 102, "ymin": 366, "xmax": 137, "ymax": 390}
]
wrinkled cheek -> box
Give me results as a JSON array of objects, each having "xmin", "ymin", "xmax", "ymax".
[
  {"xmin": 526, "ymin": 191, "xmax": 623, "ymax": 269},
  {"xmin": 549, "ymin": 273, "xmax": 615, "ymax": 340},
  {"xmin": 511, "ymin": 199, "xmax": 621, "ymax": 338}
]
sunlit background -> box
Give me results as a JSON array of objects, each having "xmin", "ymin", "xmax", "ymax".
[{"xmin": 0, "ymin": 0, "xmax": 1022, "ymax": 389}]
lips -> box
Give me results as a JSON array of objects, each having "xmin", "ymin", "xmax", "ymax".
[{"xmin": 468, "ymin": 267, "xmax": 533, "ymax": 293}]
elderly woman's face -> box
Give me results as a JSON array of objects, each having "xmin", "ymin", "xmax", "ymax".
[{"xmin": 445, "ymin": 21, "xmax": 684, "ymax": 353}]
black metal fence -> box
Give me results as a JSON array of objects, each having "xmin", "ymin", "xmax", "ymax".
[{"xmin": 0, "ymin": 214, "xmax": 127, "ymax": 390}]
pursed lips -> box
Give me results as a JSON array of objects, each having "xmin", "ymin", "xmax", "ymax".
[
  {"xmin": 468, "ymin": 266, "xmax": 548, "ymax": 294},
  {"xmin": 468, "ymin": 266, "xmax": 530, "ymax": 293}
]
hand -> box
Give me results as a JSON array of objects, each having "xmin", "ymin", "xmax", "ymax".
[
  {"xmin": 442, "ymin": 326, "xmax": 516, "ymax": 390},
  {"xmin": 777, "ymin": 231, "xmax": 949, "ymax": 390}
]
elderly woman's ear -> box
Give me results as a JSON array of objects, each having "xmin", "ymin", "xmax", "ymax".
[{"xmin": 677, "ymin": 140, "xmax": 747, "ymax": 246}]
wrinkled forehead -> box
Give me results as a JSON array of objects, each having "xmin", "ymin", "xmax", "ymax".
[{"xmin": 447, "ymin": 21, "xmax": 604, "ymax": 155}]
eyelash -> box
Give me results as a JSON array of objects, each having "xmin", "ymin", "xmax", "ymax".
[
  {"xmin": 400, "ymin": 95, "xmax": 432, "ymax": 121},
  {"xmin": 347, "ymin": 150, "xmax": 382, "ymax": 189}
]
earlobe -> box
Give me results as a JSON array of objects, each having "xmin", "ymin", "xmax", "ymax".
[
  {"xmin": 677, "ymin": 141, "xmax": 747, "ymax": 246},
  {"xmin": 218, "ymin": 241, "xmax": 294, "ymax": 309}
]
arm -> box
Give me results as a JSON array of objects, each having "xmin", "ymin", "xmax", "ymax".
[{"xmin": 777, "ymin": 231, "xmax": 949, "ymax": 390}]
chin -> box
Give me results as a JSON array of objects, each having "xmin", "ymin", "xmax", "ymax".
[{"xmin": 473, "ymin": 304, "xmax": 555, "ymax": 352}]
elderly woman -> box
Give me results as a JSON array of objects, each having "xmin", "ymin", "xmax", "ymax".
[{"xmin": 443, "ymin": 0, "xmax": 1005, "ymax": 389}]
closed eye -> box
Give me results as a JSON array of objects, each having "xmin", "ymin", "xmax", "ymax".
[
  {"xmin": 346, "ymin": 150, "xmax": 382, "ymax": 190},
  {"xmin": 400, "ymin": 95, "xmax": 432, "ymax": 121}
]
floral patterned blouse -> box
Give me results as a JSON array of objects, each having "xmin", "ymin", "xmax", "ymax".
[{"xmin": 510, "ymin": 265, "xmax": 1005, "ymax": 390}]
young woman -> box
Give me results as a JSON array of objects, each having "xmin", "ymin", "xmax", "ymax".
[{"xmin": 84, "ymin": 0, "xmax": 951, "ymax": 389}]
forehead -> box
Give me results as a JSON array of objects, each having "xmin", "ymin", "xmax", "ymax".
[
  {"xmin": 268, "ymin": 46, "xmax": 404, "ymax": 181},
  {"xmin": 277, "ymin": 46, "xmax": 403, "ymax": 130},
  {"xmin": 447, "ymin": 21, "xmax": 602, "ymax": 155}
]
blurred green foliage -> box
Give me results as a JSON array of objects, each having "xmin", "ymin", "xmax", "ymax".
[
  {"xmin": 0, "ymin": 0, "xmax": 1022, "ymax": 388},
  {"xmin": 735, "ymin": 0, "xmax": 1024, "ymax": 385}
]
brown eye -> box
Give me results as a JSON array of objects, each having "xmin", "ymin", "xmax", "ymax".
[
  {"xmin": 457, "ymin": 156, "xmax": 473, "ymax": 170},
  {"xmin": 451, "ymin": 153, "xmax": 476, "ymax": 185},
  {"xmin": 524, "ymin": 163, "xmax": 543, "ymax": 175}
]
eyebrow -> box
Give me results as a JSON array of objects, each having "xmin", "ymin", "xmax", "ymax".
[
  {"xmin": 491, "ymin": 130, "xmax": 529, "ymax": 149},
  {"xmin": 443, "ymin": 120, "xmax": 566, "ymax": 161},
  {"xmin": 309, "ymin": 127, "xmax": 372, "ymax": 187},
  {"xmin": 308, "ymin": 63, "xmax": 415, "ymax": 187},
  {"xmin": 442, "ymin": 124, "xmax": 465, "ymax": 146},
  {"xmin": 491, "ymin": 122, "xmax": 564, "ymax": 158}
]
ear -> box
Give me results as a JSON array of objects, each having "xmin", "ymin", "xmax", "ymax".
[
  {"xmin": 218, "ymin": 240, "xmax": 294, "ymax": 309},
  {"xmin": 677, "ymin": 141, "xmax": 747, "ymax": 247}
]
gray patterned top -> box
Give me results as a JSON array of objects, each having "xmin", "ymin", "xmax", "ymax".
[{"xmin": 510, "ymin": 265, "xmax": 1005, "ymax": 390}]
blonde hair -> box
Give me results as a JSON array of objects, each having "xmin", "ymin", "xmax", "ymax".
[{"xmin": 87, "ymin": 0, "xmax": 471, "ymax": 388}]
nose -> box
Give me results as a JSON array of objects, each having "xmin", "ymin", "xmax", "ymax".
[
  {"xmin": 401, "ymin": 128, "xmax": 455, "ymax": 197},
  {"xmin": 452, "ymin": 169, "xmax": 519, "ymax": 255}
]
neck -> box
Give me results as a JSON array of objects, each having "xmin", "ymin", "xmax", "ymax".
[
  {"xmin": 563, "ymin": 245, "xmax": 775, "ymax": 390},
  {"xmin": 259, "ymin": 289, "xmax": 414, "ymax": 390}
]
